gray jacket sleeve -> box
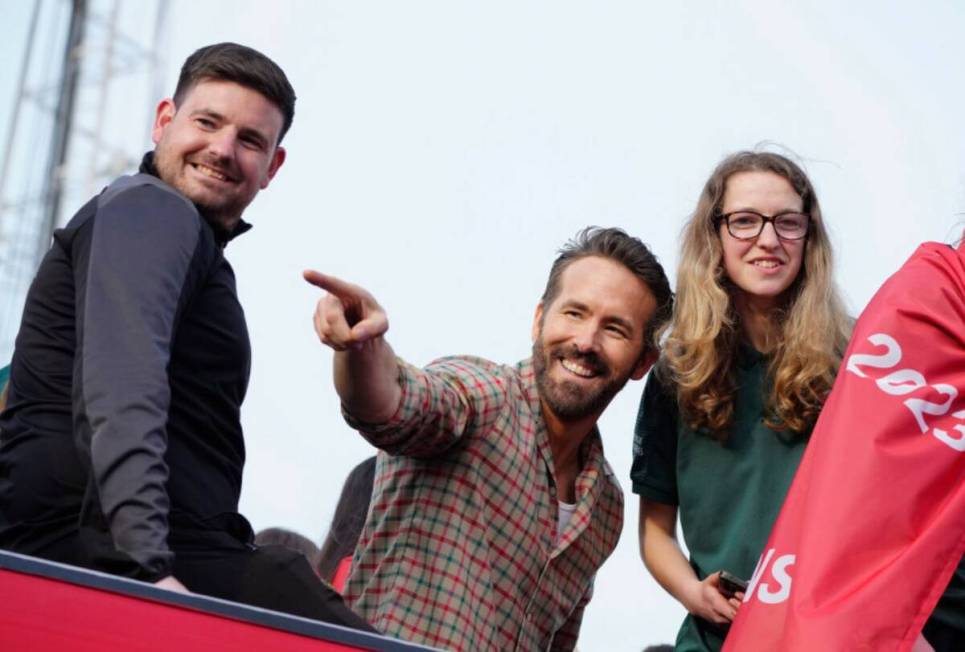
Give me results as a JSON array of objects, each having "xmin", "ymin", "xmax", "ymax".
[{"xmin": 73, "ymin": 176, "xmax": 205, "ymax": 579}]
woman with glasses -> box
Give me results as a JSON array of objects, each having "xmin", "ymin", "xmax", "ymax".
[{"xmin": 631, "ymin": 151, "xmax": 852, "ymax": 651}]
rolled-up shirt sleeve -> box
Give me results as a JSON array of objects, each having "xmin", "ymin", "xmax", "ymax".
[{"xmin": 343, "ymin": 356, "xmax": 508, "ymax": 458}]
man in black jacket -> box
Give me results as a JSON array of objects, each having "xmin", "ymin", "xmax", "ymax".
[{"xmin": 0, "ymin": 42, "xmax": 371, "ymax": 631}]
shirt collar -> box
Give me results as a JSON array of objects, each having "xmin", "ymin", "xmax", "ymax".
[{"xmin": 517, "ymin": 357, "xmax": 609, "ymax": 476}]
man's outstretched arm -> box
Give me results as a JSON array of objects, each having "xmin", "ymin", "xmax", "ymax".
[{"xmin": 303, "ymin": 271, "xmax": 401, "ymax": 423}]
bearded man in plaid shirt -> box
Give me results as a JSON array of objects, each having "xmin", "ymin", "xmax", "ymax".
[{"xmin": 305, "ymin": 227, "xmax": 672, "ymax": 651}]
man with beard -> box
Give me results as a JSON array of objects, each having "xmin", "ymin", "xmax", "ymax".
[
  {"xmin": 0, "ymin": 43, "xmax": 372, "ymax": 631},
  {"xmin": 304, "ymin": 227, "xmax": 673, "ymax": 651}
]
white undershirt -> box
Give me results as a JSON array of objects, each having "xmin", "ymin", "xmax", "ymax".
[{"xmin": 557, "ymin": 500, "xmax": 577, "ymax": 541}]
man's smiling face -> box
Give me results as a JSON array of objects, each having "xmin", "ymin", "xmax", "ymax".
[
  {"xmin": 532, "ymin": 256, "xmax": 656, "ymax": 423},
  {"xmin": 151, "ymin": 79, "xmax": 286, "ymax": 230}
]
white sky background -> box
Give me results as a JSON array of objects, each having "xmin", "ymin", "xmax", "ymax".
[{"xmin": 3, "ymin": 1, "xmax": 965, "ymax": 649}]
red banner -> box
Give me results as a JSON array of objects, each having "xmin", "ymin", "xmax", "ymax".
[{"xmin": 723, "ymin": 241, "xmax": 965, "ymax": 652}]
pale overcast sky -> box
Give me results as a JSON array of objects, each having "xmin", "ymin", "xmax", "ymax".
[{"xmin": 2, "ymin": 2, "xmax": 965, "ymax": 649}]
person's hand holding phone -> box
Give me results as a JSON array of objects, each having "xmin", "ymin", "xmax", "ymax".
[
  {"xmin": 717, "ymin": 570, "xmax": 748, "ymax": 599},
  {"xmin": 682, "ymin": 571, "xmax": 744, "ymax": 625}
]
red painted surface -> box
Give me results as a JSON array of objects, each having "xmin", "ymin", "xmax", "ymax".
[{"xmin": 0, "ymin": 568, "xmax": 372, "ymax": 651}]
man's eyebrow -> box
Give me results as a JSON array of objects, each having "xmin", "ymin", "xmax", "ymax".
[
  {"xmin": 558, "ymin": 300, "xmax": 637, "ymax": 332},
  {"xmin": 605, "ymin": 315, "xmax": 636, "ymax": 333},
  {"xmin": 237, "ymin": 125, "xmax": 270, "ymax": 147},
  {"xmin": 191, "ymin": 108, "xmax": 225, "ymax": 122},
  {"xmin": 558, "ymin": 299, "xmax": 588, "ymax": 311},
  {"xmin": 190, "ymin": 109, "xmax": 270, "ymax": 146}
]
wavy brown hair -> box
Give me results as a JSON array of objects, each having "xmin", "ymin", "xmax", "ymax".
[{"xmin": 663, "ymin": 151, "xmax": 851, "ymax": 440}]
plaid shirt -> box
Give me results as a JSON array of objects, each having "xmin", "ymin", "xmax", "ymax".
[{"xmin": 343, "ymin": 356, "xmax": 624, "ymax": 651}]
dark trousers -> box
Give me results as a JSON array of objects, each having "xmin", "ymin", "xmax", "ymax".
[{"xmin": 171, "ymin": 537, "xmax": 374, "ymax": 632}]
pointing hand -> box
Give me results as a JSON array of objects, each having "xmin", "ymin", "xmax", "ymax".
[{"xmin": 303, "ymin": 271, "xmax": 389, "ymax": 351}]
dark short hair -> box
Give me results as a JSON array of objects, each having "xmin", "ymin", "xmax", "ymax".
[
  {"xmin": 541, "ymin": 226, "xmax": 673, "ymax": 354},
  {"xmin": 173, "ymin": 42, "xmax": 296, "ymax": 144},
  {"xmin": 253, "ymin": 527, "xmax": 320, "ymax": 567}
]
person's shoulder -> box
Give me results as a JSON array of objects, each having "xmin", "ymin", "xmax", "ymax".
[
  {"xmin": 93, "ymin": 173, "xmax": 213, "ymax": 249},
  {"xmin": 893, "ymin": 241, "xmax": 961, "ymax": 274},
  {"xmin": 424, "ymin": 355, "xmax": 523, "ymax": 398},
  {"xmin": 643, "ymin": 362, "xmax": 678, "ymax": 405},
  {"xmin": 871, "ymin": 240, "xmax": 965, "ymax": 304},
  {"xmin": 99, "ymin": 173, "xmax": 199, "ymax": 221}
]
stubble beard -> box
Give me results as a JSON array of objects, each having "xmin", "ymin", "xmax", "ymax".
[
  {"xmin": 153, "ymin": 144, "xmax": 245, "ymax": 231},
  {"xmin": 532, "ymin": 338, "xmax": 630, "ymax": 421}
]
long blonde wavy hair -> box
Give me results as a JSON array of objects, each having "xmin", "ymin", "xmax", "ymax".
[{"xmin": 663, "ymin": 151, "xmax": 851, "ymax": 440}]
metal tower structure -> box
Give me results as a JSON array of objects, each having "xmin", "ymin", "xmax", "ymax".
[{"xmin": 0, "ymin": 0, "xmax": 169, "ymax": 362}]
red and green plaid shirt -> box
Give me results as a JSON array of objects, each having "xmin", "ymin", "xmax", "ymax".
[{"xmin": 343, "ymin": 356, "xmax": 624, "ymax": 651}]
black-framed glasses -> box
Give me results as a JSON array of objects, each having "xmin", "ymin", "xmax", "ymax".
[{"xmin": 717, "ymin": 210, "xmax": 810, "ymax": 241}]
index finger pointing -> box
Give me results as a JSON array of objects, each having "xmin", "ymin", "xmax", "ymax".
[{"xmin": 302, "ymin": 270, "xmax": 360, "ymax": 300}]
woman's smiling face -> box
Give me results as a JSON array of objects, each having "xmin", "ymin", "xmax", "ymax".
[{"xmin": 718, "ymin": 170, "xmax": 806, "ymax": 309}]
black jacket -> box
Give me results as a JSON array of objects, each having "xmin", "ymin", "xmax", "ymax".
[{"xmin": 0, "ymin": 154, "xmax": 253, "ymax": 580}]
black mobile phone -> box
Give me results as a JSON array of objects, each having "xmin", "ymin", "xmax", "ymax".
[{"xmin": 718, "ymin": 570, "xmax": 748, "ymax": 599}]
